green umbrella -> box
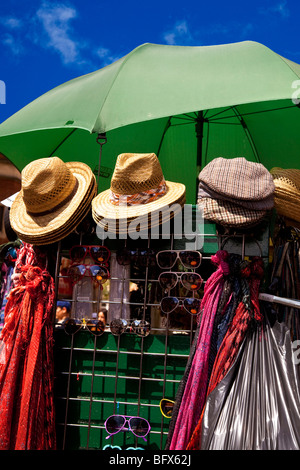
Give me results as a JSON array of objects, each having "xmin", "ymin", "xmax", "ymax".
[{"xmin": 0, "ymin": 40, "xmax": 300, "ymax": 204}]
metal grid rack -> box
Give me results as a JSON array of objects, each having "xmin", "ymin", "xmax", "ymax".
[{"xmin": 52, "ymin": 209, "xmax": 269, "ymax": 450}]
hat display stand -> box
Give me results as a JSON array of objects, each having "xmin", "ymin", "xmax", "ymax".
[{"xmin": 2, "ymin": 146, "xmax": 299, "ymax": 451}]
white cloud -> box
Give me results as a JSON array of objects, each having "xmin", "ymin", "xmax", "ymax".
[
  {"xmin": 0, "ymin": 16, "xmax": 24, "ymax": 55},
  {"xmin": 36, "ymin": 2, "xmax": 81, "ymax": 64},
  {"xmin": 163, "ymin": 20, "xmax": 193, "ymax": 46},
  {"xmin": 259, "ymin": 1, "xmax": 290, "ymax": 19},
  {"xmin": 1, "ymin": 16, "xmax": 23, "ymax": 29},
  {"xmin": 240, "ymin": 23, "xmax": 254, "ymax": 39},
  {"xmin": 273, "ymin": 1, "xmax": 290, "ymax": 18},
  {"xmin": 2, "ymin": 33, "xmax": 23, "ymax": 55},
  {"xmin": 0, "ymin": 2, "xmax": 120, "ymax": 70},
  {"xmin": 95, "ymin": 47, "xmax": 120, "ymax": 67}
]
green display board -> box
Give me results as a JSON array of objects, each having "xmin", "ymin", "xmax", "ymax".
[{"xmin": 53, "ymin": 329, "xmax": 191, "ymax": 450}]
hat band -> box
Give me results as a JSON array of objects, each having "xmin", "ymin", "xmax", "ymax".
[
  {"xmin": 110, "ymin": 178, "xmax": 167, "ymax": 206},
  {"xmin": 26, "ymin": 178, "xmax": 79, "ymax": 216}
]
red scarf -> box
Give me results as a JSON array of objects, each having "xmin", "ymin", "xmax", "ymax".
[{"xmin": 0, "ymin": 245, "xmax": 56, "ymax": 450}]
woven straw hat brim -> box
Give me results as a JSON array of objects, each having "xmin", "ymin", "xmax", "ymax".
[
  {"xmin": 273, "ymin": 194, "xmax": 300, "ymax": 223},
  {"xmin": 12, "ymin": 178, "xmax": 97, "ymax": 245},
  {"xmin": 93, "ymin": 193, "xmax": 186, "ymax": 234},
  {"xmin": 271, "ymin": 167, "xmax": 300, "ymax": 194},
  {"xmin": 10, "ymin": 162, "xmax": 96, "ymax": 242},
  {"xmin": 273, "ymin": 180, "xmax": 300, "ymax": 198},
  {"xmin": 17, "ymin": 180, "xmax": 97, "ymax": 245},
  {"xmin": 271, "ymin": 167, "xmax": 300, "ymax": 223},
  {"xmin": 92, "ymin": 181, "xmax": 186, "ymax": 223}
]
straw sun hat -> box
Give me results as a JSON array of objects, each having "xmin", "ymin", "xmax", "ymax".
[
  {"xmin": 92, "ymin": 153, "xmax": 186, "ymax": 233},
  {"xmin": 271, "ymin": 167, "xmax": 300, "ymax": 223},
  {"xmin": 10, "ymin": 156, "xmax": 97, "ymax": 245}
]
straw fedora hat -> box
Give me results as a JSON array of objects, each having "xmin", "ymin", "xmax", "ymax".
[
  {"xmin": 92, "ymin": 153, "xmax": 186, "ymax": 233},
  {"xmin": 271, "ymin": 167, "xmax": 300, "ymax": 223},
  {"xmin": 10, "ymin": 156, "xmax": 97, "ymax": 245}
]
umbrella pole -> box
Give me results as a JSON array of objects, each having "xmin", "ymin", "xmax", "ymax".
[
  {"xmin": 96, "ymin": 133, "xmax": 107, "ymax": 188},
  {"xmin": 195, "ymin": 111, "xmax": 204, "ymax": 201}
]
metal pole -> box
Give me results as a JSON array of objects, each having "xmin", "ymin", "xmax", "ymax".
[
  {"xmin": 259, "ymin": 292, "xmax": 300, "ymax": 309},
  {"xmin": 195, "ymin": 111, "xmax": 204, "ymax": 201},
  {"xmin": 96, "ymin": 133, "xmax": 107, "ymax": 188}
]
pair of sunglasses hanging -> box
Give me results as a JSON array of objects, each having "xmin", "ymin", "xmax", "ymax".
[
  {"xmin": 158, "ymin": 250, "xmax": 202, "ymax": 317},
  {"xmin": 116, "ymin": 247, "xmax": 156, "ymax": 267},
  {"xmin": 160, "ymin": 296, "xmax": 201, "ymax": 316},
  {"xmin": 67, "ymin": 245, "xmax": 111, "ymax": 286},
  {"xmin": 70, "ymin": 245, "xmax": 111, "ymax": 265},
  {"xmin": 110, "ymin": 318, "xmax": 151, "ymax": 337},
  {"xmin": 160, "ymin": 398, "xmax": 175, "ymax": 419},
  {"xmin": 104, "ymin": 414, "xmax": 151, "ymax": 442},
  {"xmin": 156, "ymin": 250, "xmax": 202, "ymax": 270},
  {"xmin": 63, "ymin": 317, "xmax": 106, "ymax": 336},
  {"xmin": 159, "ymin": 271, "xmax": 203, "ymax": 293}
]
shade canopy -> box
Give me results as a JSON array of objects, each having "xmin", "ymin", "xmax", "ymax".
[{"xmin": 0, "ymin": 40, "xmax": 300, "ymax": 203}]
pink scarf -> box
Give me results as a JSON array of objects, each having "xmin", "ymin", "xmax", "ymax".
[{"xmin": 169, "ymin": 251, "xmax": 229, "ymax": 450}]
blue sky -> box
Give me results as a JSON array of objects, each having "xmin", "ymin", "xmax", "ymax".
[{"xmin": 0, "ymin": 0, "xmax": 299, "ymax": 124}]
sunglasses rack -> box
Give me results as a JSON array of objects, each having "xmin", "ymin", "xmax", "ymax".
[{"xmin": 52, "ymin": 212, "xmax": 269, "ymax": 450}]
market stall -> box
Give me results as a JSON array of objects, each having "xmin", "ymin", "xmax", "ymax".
[{"xmin": 0, "ymin": 41, "xmax": 300, "ymax": 451}]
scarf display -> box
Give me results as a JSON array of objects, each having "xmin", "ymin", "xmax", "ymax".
[
  {"xmin": 166, "ymin": 251, "xmax": 264, "ymax": 450},
  {"xmin": 167, "ymin": 250, "xmax": 230, "ymax": 450},
  {"xmin": 187, "ymin": 256, "xmax": 264, "ymax": 449},
  {"xmin": 0, "ymin": 243, "xmax": 56, "ymax": 450},
  {"xmin": 0, "ymin": 241, "xmax": 21, "ymax": 331}
]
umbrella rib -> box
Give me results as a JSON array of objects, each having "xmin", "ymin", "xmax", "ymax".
[
  {"xmin": 157, "ymin": 117, "xmax": 172, "ymax": 157},
  {"xmin": 170, "ymin": 121, "xmax": 195, "ymax": 127},
  {"xmin": 205, "ymin": 106, "xmax": 234, "ymax": 120},
  {"xmin": 209, "ymin": 103, "xmax": 297, "ymax": 121},
  {"xmin": 206, "ymin": 121, "xmax": 242, "ymax": 125},
  {"xmin": 231, "ymin": 106, "xmax": 261, "ymax": 163},
  {"xmin": 171, "ymin": 115, "xmax": 196, "ymax": 122},
  {"xmin": 47, "ymin": 128, "xmax": 78, "ymax": 157}
]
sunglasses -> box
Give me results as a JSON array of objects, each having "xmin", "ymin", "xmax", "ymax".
[
  {"xmin": 156, "ymin": 250, "xmax": 202, "ymax": 270},
  {"xmin": 160, "ymin": 398, "xmax": 175, "ymax": 419},
  {"xmin": 159, "ymin": 271, "xmax": 203, "ymax": 292},
  {"xmin": 63, "ymin": 318, "xmax": 106, "ymax": 336},
  {"xmin": 110, "ymin": 318, "xmax": 151, "ymax": 337},
  {"xmin": 160, "ymin": 296, "xmax": 201, "ymax": 315},
  {"xmin": 104, "ymin": 415, "xmax": 151, "ymax": 441},
  {"xmin": 67, "ymin": 264, "xmax": 110, "ymax": 285},
  {"xmin": 69, "ymin": 245, "xmax": 111, "ymax": 265},
  {"xmin": 116, "ymin": 248, "xmax": 156, "ymax": 267},
  {"xmin": 102, "ymin": 445, "xmax": 144, "ymax": 450}
]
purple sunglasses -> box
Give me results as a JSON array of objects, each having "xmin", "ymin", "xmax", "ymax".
[{"xmin": 104, "ymin": 415, "xmax": 151, "ymax": 441}]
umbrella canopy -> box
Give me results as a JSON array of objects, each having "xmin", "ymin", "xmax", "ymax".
[{"xmin": 0, "ymin": 40, "xmax": 300, "ymax": 204}]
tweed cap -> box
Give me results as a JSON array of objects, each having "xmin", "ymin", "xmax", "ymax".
[
  {"xmin": 198, "ymin": 197, "xmax": 267, "ymax": 228},
  {"xmin": 199, "ymin": 157, "xmax": 275, "ymax": 202},
  {"xmin": 197, "ymin": 181, "xmax": 274, "ymax": 210}
]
